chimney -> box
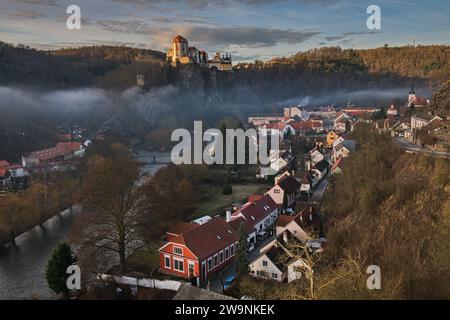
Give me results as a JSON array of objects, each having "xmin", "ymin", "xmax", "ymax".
[
  {"xmin": 283, "ymin": 231, "xmax": 288, "ymax": 244},
  {"xmin": 226, "ymin": 210, "xmax": 231, "ymax": 222}
]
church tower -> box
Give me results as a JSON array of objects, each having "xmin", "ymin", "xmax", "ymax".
[{"xmin": 408, "ymin": 84, "xmax": 416, "ymax": 107}]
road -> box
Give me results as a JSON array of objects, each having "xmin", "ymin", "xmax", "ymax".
[
  {"xmin": 395, "ymin": 138, "xmax": 450, "ymax": 158},
  {"xmin": 310, "ymin": 175, "xmax": 329, "ymax": 202}
]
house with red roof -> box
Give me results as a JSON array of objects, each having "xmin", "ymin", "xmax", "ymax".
[
  {"xmin": 159, "ymin": 217, "xmax": 239, "ymax": 285},
  {"xmin": 231, "ymin": 193, "xmax": 281, "ymax": 243},
  {"xmin": 22, "ymin": 142, "xmax": 86, "ymax": 168},
  {"xmin": 0, "ymin": 160, "xmax": 27, "ymax": 192}
]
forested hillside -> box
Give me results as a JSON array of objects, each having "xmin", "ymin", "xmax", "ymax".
[
  {"xmin": 0, "ymin": 42, "xmax": 165, "ymax": 88},
  {"xmin": 1, "ymin": 42, "xmax": 449, "ymax": 92}
]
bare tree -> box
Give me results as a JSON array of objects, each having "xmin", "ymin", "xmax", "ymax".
[{"xmin": 73, "ymin": 146, "xmax": 149, "ymax": 274}]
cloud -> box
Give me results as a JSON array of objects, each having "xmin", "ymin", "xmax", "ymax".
[
  {"xmin": 7, "ymin": 11, "xmax": 46, "ymax": 20},
  {"xmin": 178, "ymin": 26, "xmax": 320, "ymax": 48},
  {"xmin": 342, "ymin": 30, "xmax": 380, "ymax": 36},
  {"xmin": 114, "ymin": 0, "xmax": 341, "ymax": 9}
]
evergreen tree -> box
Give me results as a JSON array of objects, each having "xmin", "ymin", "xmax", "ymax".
[
  {"xmin": 45, "ymin": 242, "xmax": 75, "ymax": 296},
  {"xmin": 236, "ymin": 222, "xmax": 249, "ymax": 279}
]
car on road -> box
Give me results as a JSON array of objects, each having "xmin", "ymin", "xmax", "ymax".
[{"xmin": 284, "ymin": 208, "xmax": 294, "ymax": 215}]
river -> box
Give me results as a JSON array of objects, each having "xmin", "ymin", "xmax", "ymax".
[
  {"xmin": 0, "ymin": 208, "xmax": 78, "ymax": 299},
  {"xmin": 0, "ymin": 150, "xmax": 170, "ymax": 300}
]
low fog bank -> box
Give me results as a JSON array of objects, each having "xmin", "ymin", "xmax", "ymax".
[
  {"xmin": 0, "ymin": 85, "xmax": 429, "ymax": 138},
  {"xmin": 276, "ymin": 88, "xmax": 430, "ymax": 108}
]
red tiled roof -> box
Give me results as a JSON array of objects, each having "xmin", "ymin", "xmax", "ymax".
[
  {"xmin": 30, "ymin": 142, "xmax": 82, "ymax": 162},
  {"xmin": 167, "ymin": 222, "xmax": 198, "ymax": 237},
  {"xmin": 0, "ymin": 160, "xmax": 10, "ymax": 167},
  {"xmin": 277, "ymin": 175, "xmax": 301, "ymax": 194},
  {"xmin": 232, "ymin": 194, "xmax": 279, "ymax": 227},
  {"xmin": 228, "ymin": 217, "xmax": 255, "ymax": 236},
  {"xmin": 411, "ymin": 96, "xmax": 429, "ymax": 106},
  {"xmin": 276, "ymin": 215, "xmax": 295, "ymax": 228},
  {"xmin": 169, "ymin": 218, "xmax": 238, "ymax": 260},
  {"xmin": 290, "ymin": 121, "xmax": 313, "ymax": 131},
  {"xmin": 0, "ymin": 168, "xmax": 7, "ymax": 178},
  {"xmin": 331, "ymin": 157, "xmax": 345, "ymax": 172},
  {"xmin": 265, "ymin": 122, "xmax": 287, "ymax": 130}
]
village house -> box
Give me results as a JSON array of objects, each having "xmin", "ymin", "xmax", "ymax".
[
  {"xmin": 300, "ymin": 174, "xmax": 313, "ymax": 197},
  {"xmin": 248, "ymin": 115, "xmax": 285, "ymax": 126},
  {"xmin": 230, "ymin": 193, "xmax": 281, "ymax": 243},
  {"xmin": 333, "ymin": 112, "xmax": 354, "ymax": 132},
  {"xmin": 276, "ymin": 205, "xmax": 323, "ymax": 248},
  {"xmin": 407, "ymin": 85, "xmax": 429, "ymax": 108},
  {"xmin": 259, "ymin": 122, "xmax": 295, "ymax": 139},
  {"xmin": 410, "ymin": 115, "xmax": 443, "ymax": 130},
  {"xmin": 330, "ymin": 157, "xmax": 345, "ymax": 175},
  {"xmin": 387, "ymin": 104, "xmax": 399, "ymax": 117},
  {"xmin": 308, "ymin": 146, "xmax": 325, "ymax": 165},
  {"xmin": 159, "ymin": 217, "xmax": 238, "ymax": 285},
  {"xmin": 248, "ymin": 239, "xmax": 308, "ymax": 283},
  {"xmin": 266, "ymin": 174, "xmax": 301, "ymax": 210},
  {"xmin": 332, "ymin": 140, "xmax": 356, "ymax": 162},
  {"xmin": 284, "ymin": 106, "xmax": 308, "ymax": 120},
  {"xmin": 309, "ymin": 159, "xmax": 329, "ymax": 183},
  {"xmin": 0, "ymin": 161, "xmax": 28, "ymax": 192},
  {"xmin": 256, "ymin": 149, "xmax": 294, "ymax": 179},
  {"xmin": 326, "ymin": 130, "xmax": 341, "ymax": 147},
  {"xmin": 22, "ymin": 141, "xmax": 88, "ymax": 168},
  {"xmin": 342, "ymin": 106, "xmax": 380, "ymax": 117}
]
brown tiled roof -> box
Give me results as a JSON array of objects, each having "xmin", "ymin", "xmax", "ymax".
[
  {"xmin": 248, "ymin": 194, "xmax": 263, "ymax": 203},
  {"xmin": 228, "ymin": 217, "xmax": 254, "ymax": 235},
  {"xmin": 276, "ymin": 215, "xmax": 295, "ymax": 228},
  {"xmin": 171, "ymin": 218, "xmax": 238, "ymax": 260},
  {"xmin": 167, "ymin": 222, "xmax": 198, "ymax": 236},
  {"xmin": 0, "ymin": 160, "xmax": 10, "ymax": 167},
  {"xmin": 232, "ymin": 194, "xmax": 280, "ymax": 227},
  {"xmin": 278, "ymin": 175, "xmax": 301, "ymax": 194},
  {"xmin": 30, "ymin": 142, "xmax": 82, "ymax": 162}
]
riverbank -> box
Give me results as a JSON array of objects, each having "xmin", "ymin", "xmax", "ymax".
[{"xmin": 0, "ymin": 207, "xmax": 80, "ymax": 299}]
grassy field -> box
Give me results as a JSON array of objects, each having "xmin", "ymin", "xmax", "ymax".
[
  {"xmin": 126, "ymin": 245, "xmax": 161, "ymax": 275},
  {"xmin": 193, "ymin": 183, "xmax": 268, "ymax": 218}
]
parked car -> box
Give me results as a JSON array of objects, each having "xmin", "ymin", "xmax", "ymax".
[
  {"xmin": 284, "ymin": 208, "xmax": 294, "ymax": 215},
  {"xmin": 257, "ymin": 231, "xmax": 269, "ymax": 241},
  {"xmin": 223, "ymin": 275, "xmax": 237, "ymax": 293}
]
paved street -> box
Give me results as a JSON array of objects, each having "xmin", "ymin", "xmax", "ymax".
[
  {"xmin": 395, "ymin": 138, "xmax": 450, "ymax": 158},
  {"xmin": 310, "ymin": 175, "xmax": 329, "ymax": 202}
]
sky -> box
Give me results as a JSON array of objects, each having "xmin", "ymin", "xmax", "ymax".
[{"xmin": 0, "ymin": 0, "xmax": 449, "ymax": 62}]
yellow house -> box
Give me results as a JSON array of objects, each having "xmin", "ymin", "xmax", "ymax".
[{"xmin": 326, "ymin": 131, "xmax": 340, "ymax": 147}]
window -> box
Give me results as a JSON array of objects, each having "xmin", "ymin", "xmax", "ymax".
[
  {"xmin": 262, "ymin": 260, "xmax": 268, "ymax": 267},
  {"xmin": 208, "ymin": 258, "xmax": 212, "ymax": 271},
  {"xmin": 272, "ymin": 273, "xmax": 278, "ymax": 279},
  {"xmin": 164, "ymin": 255, "xmax": 171, "ymax": 269},
  {"xmin": 219, "ymin": 251, "xmax": 224, "ymax": 263},
  {"xmin": 225, "ymin": 248, "xmax": 229, "ymax": 260},
  {"xmin": 173, "ymin": 246, "xmax": 183, "ymax": 255},
  {"xmin": 230, "ymin": 244, "xmax": 234, "ymax": 256},
  {"xmin": 214, "ymin": 254, "xmax": 218, "ymax": 267},
  {"xmin": 174, "ymin": 258, "xmax": 184, "ymax": 272},
  {"xmin": 274, "ymin": 189, "xmax": 280, "ymax": 194}
]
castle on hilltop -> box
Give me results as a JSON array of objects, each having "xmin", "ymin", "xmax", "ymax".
[{"xmin": 166, "ymin": 35, "xmax": 232, "ymax": 71}]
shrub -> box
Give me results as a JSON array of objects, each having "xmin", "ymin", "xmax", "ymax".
[{"xmin": 222, "ymin": 184, "xmax": 233, "ymax": 195}]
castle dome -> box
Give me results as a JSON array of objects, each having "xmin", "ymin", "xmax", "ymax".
[{"xmin": 173, "ymin": 35, "xmax": 187, "ymax": 43}]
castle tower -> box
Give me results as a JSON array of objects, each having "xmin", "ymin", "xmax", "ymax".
[{"xmin": 172, "ymin": 35, "xmax": 189, "ymax": 64}]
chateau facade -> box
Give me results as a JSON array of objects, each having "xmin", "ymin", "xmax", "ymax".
[{"xmin": 166, "ymin": 35, "xmax": 232, "ymax": 71}]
